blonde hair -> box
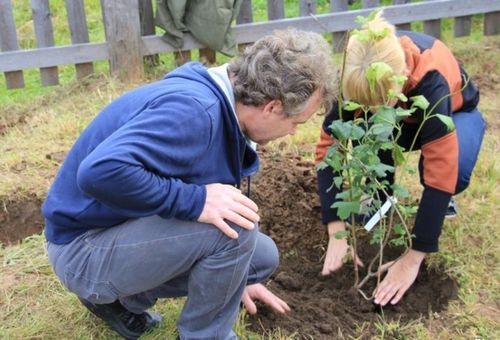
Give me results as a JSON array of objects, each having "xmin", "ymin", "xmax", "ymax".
[{"xmin": 343, "ymin": 12, "xmax": 406, "ymax": 106}]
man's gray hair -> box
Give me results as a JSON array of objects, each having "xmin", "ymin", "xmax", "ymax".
[{"xmin": 228, "ymin": 29, "xmax": 338, "ymax": 116}]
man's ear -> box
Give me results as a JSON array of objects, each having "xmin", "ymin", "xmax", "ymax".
[{"xmin": 263, "ymin": 99, "xmax": 283, "ymax": 116}]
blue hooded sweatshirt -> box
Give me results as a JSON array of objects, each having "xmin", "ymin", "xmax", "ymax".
[{"xmin": 42, "ymin": 62, "xmax": 259, "ymax": 244}]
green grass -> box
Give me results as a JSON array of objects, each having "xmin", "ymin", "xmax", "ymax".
[{"xmin": 1, "ymin": 2, "xmax": 500, "ymax": 339}]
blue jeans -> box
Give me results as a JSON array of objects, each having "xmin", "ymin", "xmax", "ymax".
[
  {"xmin": 47, "ymin": 216, "xmax": 279, "ymax": 340},
  {"xmin": 453, "ymin": 108, "xmax": 486, "ymax": 194}
]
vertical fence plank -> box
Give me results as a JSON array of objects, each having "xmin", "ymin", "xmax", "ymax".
[
  {"xmin": 237, "ymin": 0, "xmax": 253, "ymax": 24},
  {"xmin": 138, "ymin": 0, "xmax": 159, "ymax": 65},
  {"xmin": 268, "ymin": 0, "xmax": 285, "ymax": 20},
  {"xmin": 199, "ymin": 48, "xmax": 216, "ymax": 65},
  {"xmin": 65, "ymin": 0, "xmax": 94, "ymax": 80},
  {"xmin": 31, "ymin": 0, "xmax": 59, "ymax": 86},
  {"xmin": 331, "ymin": 0, "xmax": 349, "ymax": 53},
  {"xmin": 300, "ymin": 0, "xmax": 316, "ymax": 16},
  {"xmin": 393, "ymin": 0, "xmax": 411, "ymax": 30},
  {"xmin": 454, "ymin": 15, "xmax": 471, "ymax": 37},
  {"xmin": 0, "ymin": 0, "xmax": 25, "ymax": 89},
  {"xmin": 101, "ymin": 0, "xmax": 143, "ymax": 81},
  {"xmin": 484, "ymin": 11, "xmax": 500, "ymax": 35},
  {"xmin": 237, "ymin": 0, "xmax": 253, "ymax": 53},
  {"xmin": 424, "ymin": 18, "xmax": 441, "ymax": 38},
  {"xmin": 423, "ymin": 0, "xmax": 441, "ymax": 38},
  {"xmin": 361, "ymin": 0, "xmax": 380, "ymax": 8},
  {"xmin": 174, "ymin": 50, "xmax": 191, "ymax": 66}
]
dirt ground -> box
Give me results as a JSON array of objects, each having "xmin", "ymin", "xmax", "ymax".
[
  {"xmin": 0, "ymin": 148, "xmax": 458, "ymax": 338},
  {"xmin": 248, "ymin": 149, "xmax": 458, "ymax": 339}
]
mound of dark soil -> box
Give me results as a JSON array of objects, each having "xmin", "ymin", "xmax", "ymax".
[{"xmin": 248, "ymin": 148, "xmax": 458, "ymax": 339}]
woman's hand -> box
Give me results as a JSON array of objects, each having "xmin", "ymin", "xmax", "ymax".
[
  {"xmin": 374, "ymin": 249, "xmax": 426, "ymax": 305},
  {"xmin": 322, "ymin": 221, "xmax": 363, "ymax": 276}
]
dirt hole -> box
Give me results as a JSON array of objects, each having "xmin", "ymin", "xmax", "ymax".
[{"xmin": 0, "ymin": 149, "xmax": 458, "ymax": 338}]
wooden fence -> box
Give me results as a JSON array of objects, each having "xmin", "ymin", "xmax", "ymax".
[{"xmin": 1, "ymin": 0, "xmax": 499, "ymax": 90}]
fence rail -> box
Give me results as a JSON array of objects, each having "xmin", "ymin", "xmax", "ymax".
[{"xmin": 1, "ymin": 0, "xmax": 499, "ymax": 89}]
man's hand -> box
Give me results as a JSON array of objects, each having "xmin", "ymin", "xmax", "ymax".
[
  {"xmin": 241, "ymin": 283, "xmax": 291, "ymax": 315},
  {"xmin": 198, "ymin": 184, "xmax": 260, "ymax": 239},
  {"xmin": 322, "ymin": 221, "xmax": 363, "ymax": 276},
  {"xmin": 373, "ymin": 249, "xmax": 426, "ymax": 306}
]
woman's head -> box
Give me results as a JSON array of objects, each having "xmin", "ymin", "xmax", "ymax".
[{"xmin": 343, "ymin": 12, "xmax": 407, "ymax": 107}]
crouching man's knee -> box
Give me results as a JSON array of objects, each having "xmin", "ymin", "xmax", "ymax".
[{"xmin": 248, "ymin": 232, "xmax": 279, "ymax": 284}]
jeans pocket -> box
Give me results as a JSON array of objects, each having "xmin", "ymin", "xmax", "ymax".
[{"xmin": 63, "ymin": 269, "xmax": 119, "ymax": 304}]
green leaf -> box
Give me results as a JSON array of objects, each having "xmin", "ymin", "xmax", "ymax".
[
  {"xmin": 333, "ymin": 176, "xmax": 343, "ymax": 189},
  {"xmin": 334, "ymin": 230, "xmax": 349, "ymax": 240},
  {"xmin": 367, "ymin": 9, "xmax": 380, "ymax": 22},
  {"xmin": 435, "ymin": 114, "xmax": 455, "ymax": 131},
  {"xmin": 316, "ymin": 161, "xmax": 329, "ymax": 171},
  {"xmin": 396, "ymin": 92, "xmax": 408, "ymax": 102},
  {"xmin": 389, "ymin": 75, "xmax": 408, "ymax": 86},
  {"xmin": 392, "ymin": 145, "xmax": 405, "ymax": 166},
  {"xmin": 350, "ymin": 124, "xmax": 366, "ymax": 140},
  {"xmin": 369, "ymin": 27, "xmax": 391, "ymax": 41},
  {"xmin": 391, "ymin": 183, "xmax": 409, "ymax": 199},
  {"xmin": 329, "ymin": 120, "xmax": 365, "ymax": 141},
  {"xmin": 329, "ymin": 121, "xmax": 349, "ymax": 140},
  {"xmin": 367, "ymin": 163, "xmax": 394, "ymax": 177},
  {"xmin": 353, "ymin": 30, "xmax": 371, "ymax": 42},
  {"xmin": 366, "ymin": 62, "xmax": 393, "ymax": 93},
  {"xmin": 355, "ymin": 16, "xmax": 369, "ymax": 25},
  {"xmin": 369, "ymin": 106, "xmax": 396, "ymax": 125},
  {"xmin": 410, "ymin": 95, "xmax": 429, "ymax": 110},
  {"xmin": 369, "ymin": 123, "xmax": 394, "ymax": 141},
  {"xmin": 343, "ymin": 101, "xmax": 362, "ymax": 111},
  {"xmin": 393, "ymin": 223, "xmax": 405, "ymax": 236},
  {"xmin": 332, "ymin": 201, "xmax": 361, "ymax": 220},
  {"xmin": 394, "ymin": 107, "xmax": 414, "ymax": 122}
]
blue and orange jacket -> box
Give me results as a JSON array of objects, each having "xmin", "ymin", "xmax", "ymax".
[
  {"xmin": 315, "ymin": 31, "xmax": 479, "ymax": 252},
  {"xmin": 42, "ymin": 62, "xmax": 259, "ymax": 245}
]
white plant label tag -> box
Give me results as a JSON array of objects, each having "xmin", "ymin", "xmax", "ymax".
[{"xmin": 364, "ymin": 196, "xmax": 398, "ymax": 231}]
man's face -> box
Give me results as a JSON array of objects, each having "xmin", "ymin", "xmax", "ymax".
[{"xmin": 244, "ymin": 90, "xmax": 323, "ymax": 145}]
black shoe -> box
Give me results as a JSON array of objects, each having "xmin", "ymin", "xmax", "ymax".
[
  {"xmin": 445, "ymin": 197, "xmax": 458, "ymax": 218},
  {"xmin": 78, "ymin": 297, "xmax": 162, "ymax": 339}
]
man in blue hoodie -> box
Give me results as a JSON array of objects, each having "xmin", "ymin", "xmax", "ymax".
[{"xmin": 42, "ymin": 29, "xmax": 337, "ymax": 340}]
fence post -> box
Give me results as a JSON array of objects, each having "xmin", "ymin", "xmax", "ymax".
[
  {"xmin": 0, "ymin": 0, "xmax": 25, "ymax": 89},
  {"xmin": 454, "ymin": 15, "xmax": 471, "ymax": 37},
  {"xmin": 139, "ymin": 0, "xmax": 159, "ymax": 66},
  {"xmin": 237, "ymin": 0, "xmax": 253, "ymax": 53},
  {"xmin": 268, "ymin": 0, "xmax": 285, "ymax": 20},
  {"xmin": 300, "ymin": 0, "xmax": 316, "ymax": 16},
  {"xmin": 65, "ymin": 0, "xmax": 94, "ymax": 80},
  {"xmin": 423, "ymin": 0, "xmax": 441, "ymax": 38},
  {"xmin": 393, "ymin": 0, "xmax": 411, "ymax": 30},
  {"xmin": 331, "ymin": 0, "xmax": 349, "ymax": 53},
  {"xmin": 31, "ymin": 0, "xmax": 59, "ymax": 86},
  {"xmin": 484, "ymin": 11, "xmax": 500, "ymax": 35},
  {"xmin": 101, "ymin": 0, "xmax": 144, "ymax": 81},
  {"xmin": 361, "ymin": 0, "xmax": 379, "ymax": 8}
]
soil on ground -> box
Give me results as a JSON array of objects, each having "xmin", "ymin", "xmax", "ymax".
[
  {"xmin": 0, "ymin": 148, "xmax": 459, "ymax": 338},
  {"xmin": 248, "ymin": 149, "xmax": 458, "ymax": 339}
]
